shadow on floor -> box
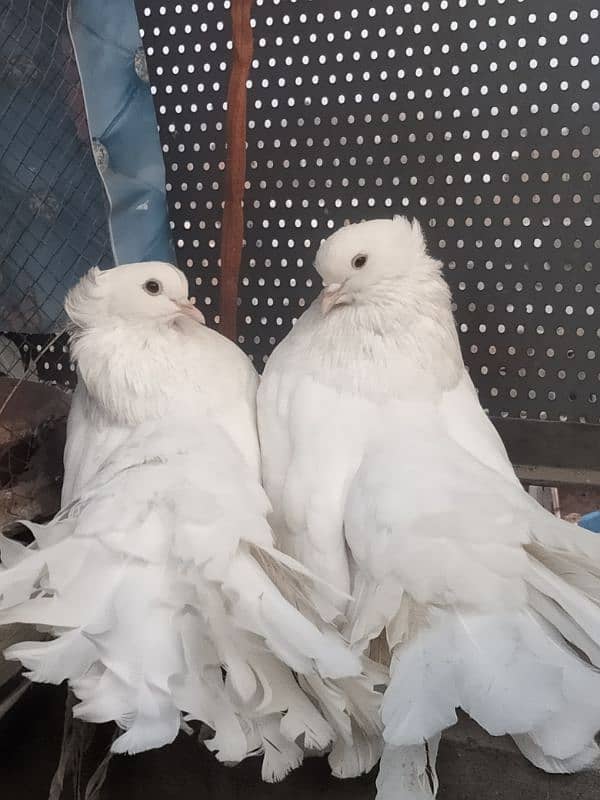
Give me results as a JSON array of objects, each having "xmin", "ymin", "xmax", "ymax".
[
  {"xmin": 0, "ymin": 684, "xmax": 375, "ymax": 800},
  {"xmin": 1, "ymin": 684, "xmax": 597, "ymax": 800}
]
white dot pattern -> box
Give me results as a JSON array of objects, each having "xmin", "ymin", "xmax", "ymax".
[{"xmin": 138, "ymin": 0, "xmax": 600, "ymax": 422}]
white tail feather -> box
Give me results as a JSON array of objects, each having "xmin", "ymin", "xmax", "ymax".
[
  {"xmin": 376, "ymin": 738, "xmax": 440, "ymax": 800},
  {"xmin": 0, "ymin": 417, "xmax": 366, "ymax": 778},
  {"xmin": 512, "ymin": 733, "xmax": 600, "ymax": 774}
]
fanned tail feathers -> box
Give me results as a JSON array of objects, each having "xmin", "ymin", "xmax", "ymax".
[
  {"xmin": 381, "ymin": 565, "xmax": 600, "ymax": 780},
  {"xmin": 0, "ymin": 420, "xmax": 365, "ymax": 777}
]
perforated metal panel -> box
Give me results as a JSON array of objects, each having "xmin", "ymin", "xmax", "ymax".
[{"xmin": 137, "ymin": 0, "xmax": 599, "ymax": 423}]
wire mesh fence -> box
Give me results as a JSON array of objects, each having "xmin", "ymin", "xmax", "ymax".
[
  {"xmin": 0, "ymin": 0, "xmax": 113, "ymax": 384},
  {"xmin": 0, "ymin": 0, "xmax": 112, "ymax": 559}
]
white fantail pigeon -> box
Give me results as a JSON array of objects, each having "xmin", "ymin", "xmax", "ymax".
[
  {"xmin": 0, "ymin": 261, "xmax": 381, "ymax": 781},
  {"xmin": 257, "ymin": 217, "xmax": 600, "ymax": 796}
]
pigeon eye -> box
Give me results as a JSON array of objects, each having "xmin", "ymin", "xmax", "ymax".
[
  {"xmin": 143, "ymin": 279, "xmax": 162, "ymax": 296},
  {"xmin": 351, "ymin": 254, "xmax": 368, "ymax": 270}
]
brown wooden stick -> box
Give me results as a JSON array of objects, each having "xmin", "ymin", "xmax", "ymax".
[{"xmin": 218, "ymin": 0, "xmax": 254, "ymax": 341}]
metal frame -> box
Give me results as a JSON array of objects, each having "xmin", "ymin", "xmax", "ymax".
[{"xmin": 493, "ymin": 418, "xmax": 600, "ymax": 486}]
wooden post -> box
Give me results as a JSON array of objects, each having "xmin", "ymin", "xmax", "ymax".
[{"xmin": 218, "ymin": 0, "xmax": 254, "ymax": 341}]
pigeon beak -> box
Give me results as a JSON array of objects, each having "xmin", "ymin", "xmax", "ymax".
[
  {"xmin": 320, "ymin": 282, "xmax": 345, "ymax": 314},
  {"xmin": 176, "ymin": 299, "xmax": 205, "ymax": 324}
]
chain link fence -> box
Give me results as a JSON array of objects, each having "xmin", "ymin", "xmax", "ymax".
[
  {"xmin": 0, "ymin": 0, "xmax": 112, "ymax": 586},
  {"xmin": 0, "ymin": 0, "xmax": 113, "ymax": 385}
]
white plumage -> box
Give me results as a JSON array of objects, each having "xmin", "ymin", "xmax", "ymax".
[
  {"xmin": 0, "ymin": 261, "xmax": 380, "ymax": 780},
  {"xmin": 257, "ymin": 217, "xmax": 600, "ymax": 794}
]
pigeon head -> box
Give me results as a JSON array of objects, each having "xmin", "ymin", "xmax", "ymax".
[
  {"xmin": 65, "ymin": 261, "xmax": 205, "ymax": 329},
  {"xmin": 315, "ymin": 216, "xmax": 440, "ymax": 314}
]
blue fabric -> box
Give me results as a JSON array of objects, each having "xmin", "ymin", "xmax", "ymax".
[
  {"xmin": 69, "ymin": 0, "xmax": 174, "ymax": 266},
  {"xmin": 579, "ymin": 511, "xmax": 600, "ymax": 534}
]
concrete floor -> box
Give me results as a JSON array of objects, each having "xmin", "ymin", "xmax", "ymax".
[{"xmin": 1, "ymin": 685, "xmax": 597, "ymax": 800}]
